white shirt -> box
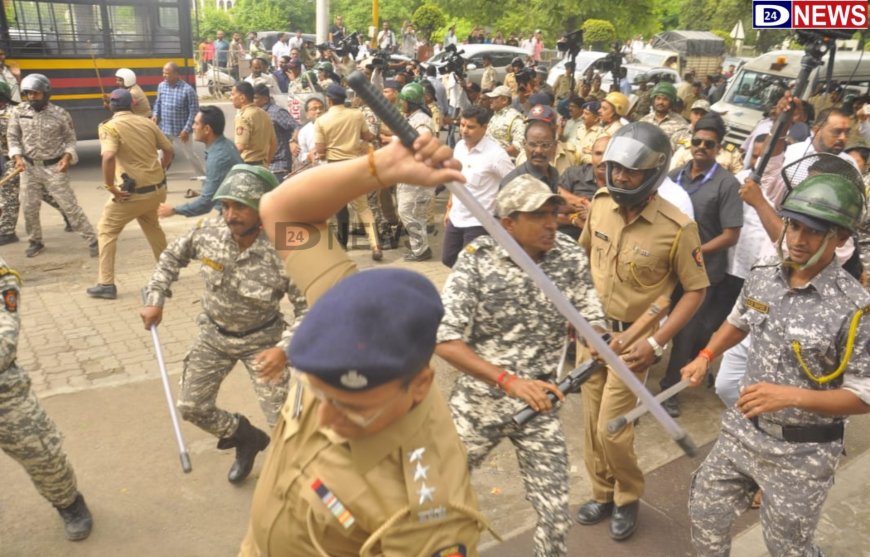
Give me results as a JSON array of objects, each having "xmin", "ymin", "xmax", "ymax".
[
  {"xmin": 377, "ymin": 29, "xmax": 396, "ymax": 50},
  {"xmin": 448, "ymin": 136, "xmax": 515, "ymax": 228},
  {"xmin": 784, "ymin": 137, "xmax": 859, "ymax": 170},
  {"xmin": 657, "ymin": 177, "xmax": 695, "ymax": 220},
  {"xmin": 728, "ymin": 169, "xmax": 777, "ymax": 279},
  {"xmin": 288, "ymin": 36, "xmax": 304, "ymax": 51},
  {"xmin": 272, "ymin": 41, "xmax": 290, "ymax": 61},
  {"xmin": 297, "ymin": 122, "xmax": 316, "ymax": 163}
]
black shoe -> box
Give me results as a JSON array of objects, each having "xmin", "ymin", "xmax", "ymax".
[
  {"xmin": 662, "ymin": 395, "xmax": 681, "ymax": 418},
  {"xmin": 86, "ymin": 284, "xmax": 117, "ymax": 300},
  {"xmin": 25, "ymin": 241, "xmax": 44, "ymax": 258},
  {"xmin": 371, "ymin": 247, "xmax": 383, "ymax": 262},
  {"xmin": 609, "ymin": 501, "xmax": 640, "ymax": 541},
  {"xmin": 403, "ymin": 248, "xmax": 432, "ymax": 262},
  {"xmin": 55, "ymin": 493, "xmax": 93, "ymax": 541},
  {"xmin": 0, "ymin": 233, "xmax": 18, "ymax": 245},
  {"xmin": 217, "ymin": 415, "xmax": 270, "ymax": 484},
  {"xmin": 576, "ymin": 500, "xmax": 614, "ymax": 525},
  {"xmin": 89, "ymin": 241, "xmax": 99, "ymax": 257}
]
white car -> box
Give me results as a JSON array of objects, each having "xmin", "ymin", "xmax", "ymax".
[
  {"xmin": 425, "ymin": 44, "xmax": 530, "ymax": 86},
  {"xmin": 601, "ymin": 64, "xmax": 681, "ymax": 93},
  {"xmin": 545, "ymin": 51, "xmax": 608, "ymax": 87}
]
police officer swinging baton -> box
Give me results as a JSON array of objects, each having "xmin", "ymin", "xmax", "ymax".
[
  {"xmin": 346, "ymin": 72, "xmax": 697, "ymax": 457},
  {"xmin": 141, "ymin": 289, "xmax": 193, "ymax": 473}
]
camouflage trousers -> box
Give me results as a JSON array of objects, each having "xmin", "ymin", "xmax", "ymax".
[
  {"xmin": 0, "ymin": 168, "xmax": 67, "ymax": 236},
  {"xmin": 177, "ymin": 315, "xmax": 290, "ymax": 440},
  {"xmin": 449, "ymin": 379, "xmax": 570, "ymax": 557},
  {"xmin": 689, "ymin": 423, "xmax": 840, "ymax": 557},
  {"xmin": 397, "ymin": 184, "xmax": 433, "ymax": 256},
  {"xmin": 0, "ymin": 365, "xmax": 78, "ymax": 508},
  {"xmin": 21, "ymin": 164, "xmax": 96, "ymax": 244}
]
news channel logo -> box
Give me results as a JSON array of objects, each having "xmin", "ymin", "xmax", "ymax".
[{"xmin": 752, "ymin": 0, "xmax": 869, "ymax": 29}]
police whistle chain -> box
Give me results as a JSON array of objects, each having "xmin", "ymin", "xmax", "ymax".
[
  {"xmin": 347, "ymin": 72, "xmax": 697, "ymax": 456},
  {"xmin": 141, "ymin": 288, "xmax": 193, "ymax": 474}
]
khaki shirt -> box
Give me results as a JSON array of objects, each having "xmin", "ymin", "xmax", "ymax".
[
  {"xmin": 314, "ymin": 104, "xmax": 366, "ymax": 162},
  {"xmin": 235, "ymin": 103, "xmax": 276, "ymax": 164},
  {"xmin": 481, "ymin": 66, "xmax": 497, "ymax": 92},
  {"xmin": 129, "ymin": 84, "xmax": 152, "ymax": 118},
  {"xmin": 580, "ymin": 191, "xmax": 710, "ymax": 322},
  {"xmin": 670, "ymin": 136, "xmax": 744, "ymax": 174},
  {"xmin": 239, "ymin": 383, "xmax": 485, "ymax": 557},
  {"xmin": 574, "ymin": 123, "xmax": 604, "ymax": 165},
  {"xmin": 98, "ymin": 111, "xmax": 172, "ymax": 187},
  {"xmin": 515, "ymin": 140, "xmax": 578, "ymax": 173}
]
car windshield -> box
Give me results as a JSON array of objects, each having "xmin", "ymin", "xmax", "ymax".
[{"xmin": 722, "ymin": 69, "xmax": 789, "ymax": 111}]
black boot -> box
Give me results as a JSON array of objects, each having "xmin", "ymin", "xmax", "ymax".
[
  {"xmin": 217, "ymin": 415, "xmax": 270, "ymax": 484},
  {"xmin": 55, "ymin": 493, "xmax": 93, "ymax": 541}
]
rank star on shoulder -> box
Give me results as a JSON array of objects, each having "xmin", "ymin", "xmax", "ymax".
[
  {"xmin": 418, "ymin": 482, "xmax": 436, "ymax": 504},
  {"xmin": 409, "ymin": 447, "xmax": 426, "ymax": 463},
  {"xmin": 414, "ymin": 462, "xmax": 429, "ymax": 481}
]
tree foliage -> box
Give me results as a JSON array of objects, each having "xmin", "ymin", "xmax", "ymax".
[
  {"xmin": 581, "ymin": 19, "xmax": 616, "ymax": 48},
  {"xmin": 412, "ymin": 4, "xmax": 446, "ymax": 44},
  {"xmin": 198, "ymin": 6, "xmax": 234, "ymax": 40}
]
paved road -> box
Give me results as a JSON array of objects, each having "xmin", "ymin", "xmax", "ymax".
[{"xmin": 1, "ymin": 112, "xmax": 867, "ymax": 556}]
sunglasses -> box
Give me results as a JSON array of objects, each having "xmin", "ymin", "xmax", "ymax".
[{"xmin": 691, "ymin": 138, "xmax": 718, "ymax": 149}]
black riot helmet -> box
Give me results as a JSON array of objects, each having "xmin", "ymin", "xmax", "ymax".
[{"xmin": 603, "ymin": 122, "xmax": 672, "ymax": 208}]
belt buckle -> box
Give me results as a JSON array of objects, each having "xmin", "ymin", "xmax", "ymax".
[{"xmin": 757, "ymin": 418, "xmax": 784, "ymax": 440}]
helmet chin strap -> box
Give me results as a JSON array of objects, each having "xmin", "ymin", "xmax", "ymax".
[{"xmin": 777, "ymin": 219, "xmax": 834, "ymax": 271}]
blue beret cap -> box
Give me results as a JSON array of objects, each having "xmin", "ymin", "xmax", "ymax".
[
  {"xmin": 325, "ymin": 83, "xmax": 346, "ymax": 101},
  {"xmin": 109, "ymin": 88, "xmax": 133, "ymax": 109},
  {"xmin": 288, "ymin": 269, "xmax": 444, "ymax": 391}
]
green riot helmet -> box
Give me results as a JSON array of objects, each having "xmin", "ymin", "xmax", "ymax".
[
  {"xmin": 0, "ymin": 81, "xmax": 12, "ymax": 102},
  {"xmin": 213, "ymin": 164, "xmax": 279, "ymax": 211},
  {"xmin": 315, "ymin": 61, "xmax": 334, "ymax": 74},
  {"xmin": 780, "ymin": 173, "xmax": 864, "ymax": 233},
  {"xmin": 649, "ymin": 80, "xmax": 677, "ymax": 104},
  {"xmin": 399, "ymin": 82, "xmax": 424, "ymax": 106}
]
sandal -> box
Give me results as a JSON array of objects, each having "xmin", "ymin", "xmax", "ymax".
[{"xmin": 184, "ymin": 188, "xmax": 200, "ymax": 199}]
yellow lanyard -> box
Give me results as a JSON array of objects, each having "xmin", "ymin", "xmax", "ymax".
[{"xmin": 792, "ymin": 305, "xmax": 868, "ymax": 384}]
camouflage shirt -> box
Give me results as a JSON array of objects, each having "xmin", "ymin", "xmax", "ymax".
[
  {"xmin": 7, "ymin": 102, "xmax": 78, "ymax": 164},
  {"xmin": 725, "ymin": 257, "xmax": 870, "ymax": 436},
  {"xmin": 640, "ymin": 111, "xmax": 689, "ymax": 152},
  {"xmin": 486, "ymin": 106, "xmax": 524, "ymax": 155},
  {"xmin": 438, "ymin": 233, "xmax": 605, "ymax": 402},
  {"xmin": 144, "ymin": 217, "xmax": 307, "ymax": 338},
  {"xmin": 0, "ymin": 104, "xmax": 12, "ymax": 157},
  {"xmin": 0, "ymin": 256, "xmax": 21, "ymax": 373}
]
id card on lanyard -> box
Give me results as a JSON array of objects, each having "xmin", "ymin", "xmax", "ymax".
[{"xmin": 677, "ymin": 162, "xmax": 719, "ymax": 196}]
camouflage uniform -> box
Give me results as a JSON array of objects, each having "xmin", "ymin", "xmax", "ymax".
[
  {"xmin": 7, "ymin": 102, "xmax": 96, "ymax": 245},
  {"xmin": 486, "ymin": 105, "xmax": 525, "ymax": 157},
  {"xmin": 360, "ymin": 104, "xmax": 396, "ymax": 241},
  {"xmin": 689, "ymin": 257, "xmax": 870, "ymax": 556},
  {"xmin": 438, "ymin": 233, "xmax": 605, "ymax": 557},
  {"xmin": 639, "ymin": 111, "xmax": 689, "ymax": 152},
  {"xmin": 0, "ymin": 103, "xmax": 66, "ymax": 237},
  {"xmin": 628, "ymin": 90, "xmax": 651, "ymax": 121},
  {"xmin": 0, "ymin": 257, "xmax": 78, "ymax": 508},
  {"xmin": 670, "ymin": 131, "xmax": 745, "ymax": 174},
  {"xmin": 144, "ymin": 217, "xmax": 307, "ymax": 438},
  {"xmin": 397, "ymin": 110, "xmax": 436, "ymax": 257},
  {"xmin": 859, "ymin": 180, "xmax": 870, "ymax": 272}
]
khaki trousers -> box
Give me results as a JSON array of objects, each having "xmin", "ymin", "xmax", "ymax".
[
  {"xmin": 581, "ymin": 344, "xmax": 645, "ymax": 506},
  {"xmin": 348, "ymin": 194, "xmax": 380, "ymax": 249},
  {"xmin": 97, "ymin": 188, "xmax": 167, "ymax": 284}
]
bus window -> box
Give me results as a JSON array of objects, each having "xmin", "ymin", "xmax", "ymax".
[
  {"xmin": 106, "ymin": 5, "xmax": 150, "ymax": 55},
  {"xmin": 7, "ymin": 1, "xmax": 103, "ymax": 56}
]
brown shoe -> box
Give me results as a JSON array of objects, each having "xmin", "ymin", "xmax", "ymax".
[{"xmin": 371, "ymin": 247, "xmax": 383, "ymax": 262}]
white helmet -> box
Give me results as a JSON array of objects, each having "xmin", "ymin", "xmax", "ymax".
[{"xmin": 115, "ymin": 68, "xmax": 137, "ymax": 87}]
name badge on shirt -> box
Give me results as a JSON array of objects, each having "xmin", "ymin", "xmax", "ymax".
[
  {"xmin": 745, "ymin": 297, "xmax": 769, "ymax": 314},
  {"xmin": 594, "ymin": 231, "xmax": 609, "ymax": 242},
  {"xmin": 201, "ymin": 257, "xmax": 224, "ymax": 272}
]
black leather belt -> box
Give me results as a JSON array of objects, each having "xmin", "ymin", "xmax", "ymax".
[
  {"xmin": 135, "ymin": 181, "xmax": 166, "ymax": 194},
  {"xmin": 210, "ymin": 314, "xmax": 281, "ymax": 338},
  {"xmin": 751, "ymin": 417, "xmax": 844, "ymax": 443},
  {"xmin": 608, "ymin": 319, "xmax": 634, "ymax": 332},
  {"xmin": 23, "ymin": 155, "xmax": 62, "ymax": 166}
]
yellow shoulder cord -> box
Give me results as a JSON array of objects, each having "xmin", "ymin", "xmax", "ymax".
[
  {"xmin": 306, "ymin": 506, "xmax": 333, "ymax": 557},
  {"xmin": 359, "ymin": 501, "xmax": 501, "ymax": 557},
  {"xmin": 792, "ymin": 305, "xmax": 868, "ymax": 385},
  {"xmin": 627, "ymin": 226, "xmax": 682, "ymax": 289}
]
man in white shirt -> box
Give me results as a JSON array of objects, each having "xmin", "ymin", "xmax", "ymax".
[
  {"xmin": 377, "ymin": 22, "xmax": 396, "ymax": 52},
  {"xmin": 292, "ymin": 96, "xmax": 324, "ymax": 165},
  {"xmin": 271, "ymin": 33, "xmax": 291, "ymax": 68},
  {"xmin": 288, "ymin": 30, "xmax": 304, "ymax": 51},
  {"xmin": 442, "ymin": 106, "xmax": 514, "ymax": 267}
]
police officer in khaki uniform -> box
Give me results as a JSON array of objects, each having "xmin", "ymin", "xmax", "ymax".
[
  {"xmin": 232, "ymin": 81, "xmax": 276, "ymax": 166},
  {"xmin": 244, "ymin": 129, "xmax": 486, "ymax": 557},
  {"xmin": 670, "ymin": 100, "xmax": 744, "ymax": 174},
  {"xmin": 87, "ymin": 89, "xmax": 173, "ymax": 300},
  {"xmin": 484, "ymin": 85, "xmax": 524, "ymax": 159},
  {"xmin": 577, "ymin": 122, "xmax": 709, "ymax": 541}
]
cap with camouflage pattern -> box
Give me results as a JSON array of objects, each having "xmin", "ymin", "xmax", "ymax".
[
  {"xmin": 213, "ymin": 164, "xmax": 279, "ymax": 211},
  {"xmin": 496, "ymin": 175, "xmax": 564, "ymax": 217}
]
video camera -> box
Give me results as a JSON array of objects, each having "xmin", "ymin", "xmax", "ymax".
[
  {"xmin": 438, "ymin": 44, "xmax": 466, "ymax": 79},
  {"xmin": 335, "ymin": 32, "xmax": 360, "ymax": 59},
  {"xmin": 601, "ymin": 42, "xmax": 623, "ymax": 85},
  {"xmin": 556, "ymin": 29, "xmax": 584, "ymax": 57}
]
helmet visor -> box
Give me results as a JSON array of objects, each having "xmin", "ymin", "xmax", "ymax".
[{"xmin": 604, "ymin": 135, "xmax": 667, "ymax": 171}]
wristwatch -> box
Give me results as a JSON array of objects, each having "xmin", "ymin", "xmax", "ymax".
[{"xmin": 646, "ymin": 336, "xmax": 664, "ymax": 359}]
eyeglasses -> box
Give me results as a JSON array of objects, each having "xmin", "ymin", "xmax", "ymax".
[
  {"xmin": 691, "ymin": 138, "xmax": 718, "ymax": 149},
  {"xmin": 301, "ymin": 376, "xmax": 399, "ymax": 428},
  {"xmin": 525, "ymin": 141, "xmax": 555, "ymax": 150}
]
